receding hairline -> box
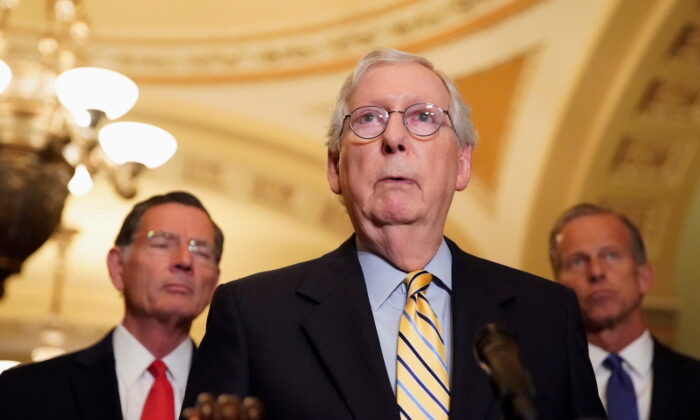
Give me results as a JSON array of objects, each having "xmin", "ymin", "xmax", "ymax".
[
  {"xmin": 346, "ymin": 61, "xmax": 453, "ymax": 107},
  {"xmin": 136, "ymin": 202, "xmax": 218, "ymax": 238},
  {"xmin": 563, "ymin": 211, "xmax": 634, "ymax": 235},
  {"xmin": 552, "ymin": 211, "xmax": 642, "ymax": 269}
]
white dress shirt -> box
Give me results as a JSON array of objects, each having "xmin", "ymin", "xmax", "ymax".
[
  {"xmin": 113, "ymin": 324, "xmax": 193, "ymax": 420},
  {"xmin": 357, "ymin": 237, "xmax": 453, "ymax": 392},
  {"xmin": 588, "ymin": 330, "xmax": 654, "ymax": 420}
]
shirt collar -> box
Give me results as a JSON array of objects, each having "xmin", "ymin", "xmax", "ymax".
[
  {"xmin": 113, "ymin": 323, "xmax": 193, "ymax": 385},
  {"xmin": 163, "ymin": 335, "xmax": 193, "ymax": 386},
  {"xmin": 588, "ymin": 329, "xmax": 653, "ymax": 378},
  {"xmin": 620, "ymin": 330, "xmax": 653, "ymax": 377},
  {"xmin": 357, "ymin": 237, "xmax": 453, "ymax": 311}
]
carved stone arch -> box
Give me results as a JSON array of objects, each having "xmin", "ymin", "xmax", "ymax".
[{"xmin": 521, "ymin": 0, "xmax": 700, "ymax": 346}]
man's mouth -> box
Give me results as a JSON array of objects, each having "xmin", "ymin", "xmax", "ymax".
[
  {"xmin": 379, "ymin": 176, "xmax": 414, "ymax": 183},
  {"xmin": 587, "ymin": 289, "xmax": 614, "ymax": 304},
  {"xmin": 163, "ymin": 283, "xmax": 193, "ymax": 294}
]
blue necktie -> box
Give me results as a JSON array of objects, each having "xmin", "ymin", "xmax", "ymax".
[{"xmin": 603, "ymin": 354, "xmax": 639, "ymax": 420}]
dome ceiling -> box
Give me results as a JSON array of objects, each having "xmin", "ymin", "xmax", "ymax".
[{"xmin": 10, "ymin": 0, "xmax": 540, "ymax": 81}]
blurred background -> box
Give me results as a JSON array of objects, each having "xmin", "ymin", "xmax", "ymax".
[{"xmin": 0, "ymin": 0, "xmax": 698, "ymax": 365}]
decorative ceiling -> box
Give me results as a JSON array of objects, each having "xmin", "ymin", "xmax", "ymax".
[{"xmin": 12, "ymin": 0, "xmax": 541, "ymax": 82}]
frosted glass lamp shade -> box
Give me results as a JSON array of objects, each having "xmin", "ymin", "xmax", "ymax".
[
  {"xmin": 99, "ymin": 122, "xmax": 177, "ymax": 168},
  {"xmin": 0, "ymin": 60, "xmax": 12, "ymax": 94},
  {"xmin": 67, "ymin": 164, "xmax": 93, "ymax": 196},
  {"xmin": 55, "ymin": 67, "xmax": 138, "ymax": 119}
]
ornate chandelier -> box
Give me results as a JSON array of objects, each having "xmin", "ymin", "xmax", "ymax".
[{"xmin": 0, "ymin": 0, "xmax": 177, "ymax": 297}]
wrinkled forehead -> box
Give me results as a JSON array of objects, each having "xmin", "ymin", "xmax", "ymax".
[
  {"xmin": 557, "ymin": 213, "xmax": 633, "ymax": 253},
  {"xmin": 348, "ymin": 62, "xmax": 451, "ymax": 109},
  {"xmin": 139, "ymin": 203, "xmax": 215, "ymax": 239}
]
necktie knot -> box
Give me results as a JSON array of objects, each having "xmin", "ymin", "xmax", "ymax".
[
  {"xmin": 404, "ymin": 270, "xmax": 432, "ymax": 298},
  {"xmin": 603, "ymin": 354, "xmax": 624, "ymax": 372},
  {"xmin": 147, "ymin": 359, "xmax": 168, "ymax": 379}
]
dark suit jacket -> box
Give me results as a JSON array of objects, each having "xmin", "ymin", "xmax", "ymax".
[
  {"xmin": 0, "ymin": 331, "xmax": 122, "ymax": 420},
  {"xmin": 650, "ymin": 339, "xmax": 700, "ymax": 420},
  {"xmin": 184, "ymin": 237, "xmax": 605, "ymax": 419}
]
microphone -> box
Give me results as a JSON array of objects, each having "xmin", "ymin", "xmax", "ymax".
[{"xmin": 475, "ymin": 324, "xmax": 537, "ymax": 420}]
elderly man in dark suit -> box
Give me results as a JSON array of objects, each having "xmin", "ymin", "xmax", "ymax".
[
  {"xmin": 0, "ymin": 191, "xmax": 223, "ymax": 420},
  {"xmin": 549, "ymin": 202, "xmax": 700, "ymax": 420},
  {"xmin": 184, "ymin": 48, "xmax": 604, "ymax": 420}
]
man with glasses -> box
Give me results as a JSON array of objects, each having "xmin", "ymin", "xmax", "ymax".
[
  {"xmin": 184, "ymin": 49, "xmax": 604, "ymax": 419},
  {"xmin": 549, "ymin": 203, "xmax": 700, "ymax": 420},
  {"xmin": 0, "ymin": 191, "xmax": 223, "ymax": 420}
]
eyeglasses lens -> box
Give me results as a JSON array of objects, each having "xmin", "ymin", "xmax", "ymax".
[
  {"xmin": 144, "ymin": 231, "xmax": 215, "ymax": 265},
  {"xmin": 348, "ymin": 103, "xmax": 445, "ymax": 139}
]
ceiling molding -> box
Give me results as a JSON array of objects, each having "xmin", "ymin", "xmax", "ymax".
[
  {"xmin": 522, "ymin": 0, "xmax": 700, "ymax": 338},
  {"xmin": 10, "ymin": 0, "xmax": 544, "ymax": 83}
]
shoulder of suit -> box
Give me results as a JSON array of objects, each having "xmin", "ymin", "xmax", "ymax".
[
  {"xmin": 446, "ymin": 236, "xmax": 569, "ymax": 296},
  {"xmin": 0, "ymin": 353, "xmax": 76, "ymax": 381},
  {"xmin": 0, "ymin": 330, "xmax": 114, "ymax": 380},
  {"xmin": 220, "ymin": 254, "xmax": 324, "ymax": 292},
  {"xmin": 654, "ymin": 339, "xmax": 700, "ymax": 371},
  {"xmin": 219, "ymin": 237, "xmax": 356, "ymax": 291}
]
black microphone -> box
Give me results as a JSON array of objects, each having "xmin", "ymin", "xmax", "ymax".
[{"xmin": 475, "ymin": 324, "xmax": 537, "ymax": 420}]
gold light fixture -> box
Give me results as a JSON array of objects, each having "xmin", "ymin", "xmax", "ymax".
[{"xmin": 0, "ymin": 0, "xmax": 177, "ymax": 297}]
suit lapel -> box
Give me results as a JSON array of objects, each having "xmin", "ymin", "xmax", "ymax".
[
  {"xmin": 296, "ymin": 237, "xmax": 519, "ymax": 419},
  {"xmin": 70, "ymin": 331, "xmax": 123, "ymax": 420},
  {"xmin": 447, "ymin": 239, "xmax": 515, "ymax": 420},
  {"xmin": 298, "ymin": 237, "xmax": 398, "ymax": 420}
]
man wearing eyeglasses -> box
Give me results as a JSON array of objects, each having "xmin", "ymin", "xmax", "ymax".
[
  {"xmin": 0, "ymin": 191, "xmax": 223, "ymax": 420},
  {"xmin": 549, "ymin": 203, "xmax": 700, "ymax": 420},
  {"xmin": 184, "ymin": 49, "xmax": 604, "ymax": 419}
]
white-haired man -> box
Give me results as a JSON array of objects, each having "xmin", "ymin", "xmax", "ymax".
[{"xmin": 184, "ymin": 49, "xmax": 604, "ymax": 420}]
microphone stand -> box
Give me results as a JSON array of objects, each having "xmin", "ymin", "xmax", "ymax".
[{"xmin": 475, "ymin": 324, "xmax": 537, "ymax": 420}]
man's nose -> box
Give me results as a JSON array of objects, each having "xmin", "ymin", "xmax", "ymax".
[
  {"xmin": 381, "ymin": 112, "xmax": 408, "ymax": 154},
  {"xmin": 588, "ymin": 258, "xmax": 605, "ymax": 282},
  {"xmin": 172, "ymin": 243, "xmax": 193, "ymax": 272}
]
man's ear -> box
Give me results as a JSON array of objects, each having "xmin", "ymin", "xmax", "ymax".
[
  {"xmin": 455, "ymin": 144, "xmax": 472, "ymax": 192},
  {"xmin": 107, "ymin": 247, "xmax": 126, "ymax": 292},
  {"xmin": 637, "ymin": 263, "xmax": 654, "ymax": 295},
  {"xmin": 327, "ymin": 150, "xmax": 342, "ymax": 194}
]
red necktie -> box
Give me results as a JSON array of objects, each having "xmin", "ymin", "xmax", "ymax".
[{"xmin": 141, "ymin": 360, "xmax": 174, "ymax": 420}]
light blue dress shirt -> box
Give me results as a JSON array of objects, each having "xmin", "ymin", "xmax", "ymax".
[{"xmin": 357, "ymin": 237, "xmax": 453, "ymax": 393}]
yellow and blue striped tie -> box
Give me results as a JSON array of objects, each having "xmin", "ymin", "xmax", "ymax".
[{"xmin": 396, "ymin": 270, "xmax": 450, "ymax": 420}]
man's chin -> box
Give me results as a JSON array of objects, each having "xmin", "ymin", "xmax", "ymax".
[
  {"xmin": 582, "ymin": 297, "xmax": 642, "ymax": 334},
  {"xmin": 582, "ymin": 309, "xmax": 624, "ymax": 333},
  {"xmin": 368, "ymin": 205, "xmax": 421, "ymax": 226},
  {"xmin": 153, "ymin": 304, "xmax": 198, "ymax": 324}
]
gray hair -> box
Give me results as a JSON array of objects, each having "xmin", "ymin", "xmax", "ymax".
[
  {"xmin": 326, "ymin": 48, "xmax": 477, "ymax": 158},
  {"xmin": 548, "ymin": 203, "xmax": 648, "ymax": 277}
]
